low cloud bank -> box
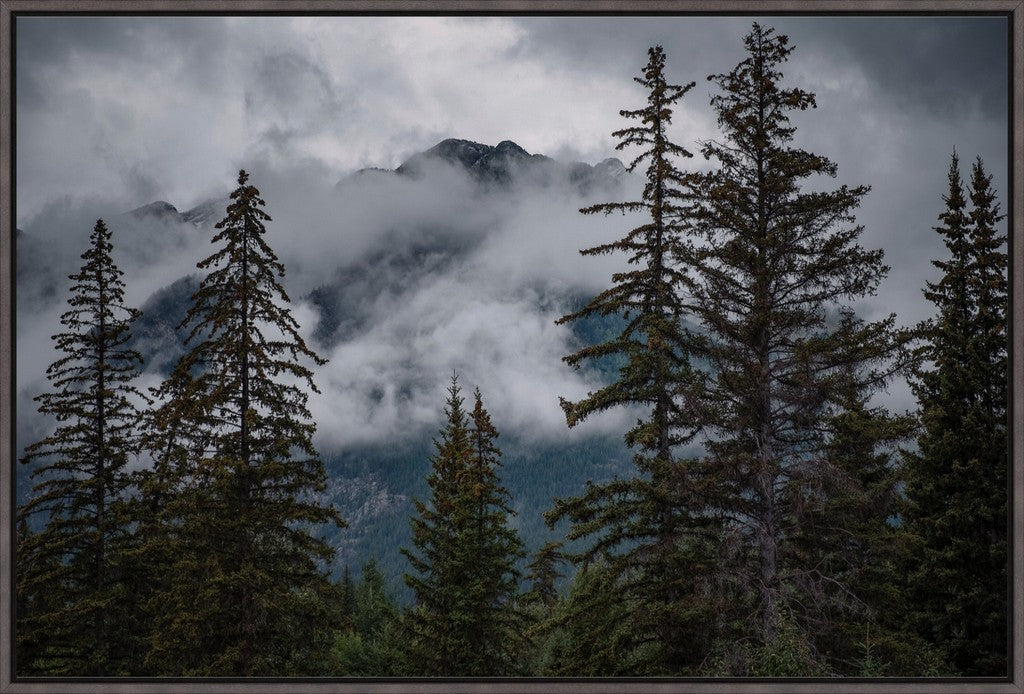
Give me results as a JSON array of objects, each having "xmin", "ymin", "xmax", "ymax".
[{"xmin": 16, "ymin": 147, "xmax": 643, "ymax": 455}]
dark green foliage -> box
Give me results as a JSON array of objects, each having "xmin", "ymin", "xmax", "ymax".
[
  {"xmin": 16, "ymin": 219, "xmax": 147, "ymax": 676},
  {"xmin": 138, "ymin": 170, "xmax": 343, "ymax": 676},
  {"xmin": 524, "ymin": 541, "xmax": 567, "ymax": 615},
  {"xmin": 903, "ymin": 152, "xmax": 1008, "ymax": 676},
  {"xmin": 402, "ymin": 377, "xmax": 526, "ymax": 676},
  {"xmin": 689, "ymin": 24, "xmax": 911, "ymax": 670},
  {"xmin": 316, "ymin": 431, "xmax": 631, "ymax": 609},
  {"xmin": 402, "ymin": 376, "xmax": 473, "ymax": 675},
  {"xmin": 330, "ymin": 559, "xmax": 404, "ymax": 676},
  {"xmin": 529, "ymin": 562, "xmax": 646, "ymax": 676},
  {"xmin": 787, "ymin": 347, "xmax": 920, "ymax": 675},
  {"xmin": 548, "ymin": 45, "xmax": 713, "ymax": 675}
]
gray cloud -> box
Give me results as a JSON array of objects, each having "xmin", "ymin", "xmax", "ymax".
[
  {"xmin": 776, "ymin": 16, "xmax": 1007, "ymax": 121},
  {"xmin": 508, "ymin": 16, "xmax": 1007, "ymax": 121},
  {"xmin": 15, "ymin": 150, "xmax": 642, "ymax": 455},
  {"xmin": 14, "ymin": 15, "xmax": 1010, "ymax": 453}
]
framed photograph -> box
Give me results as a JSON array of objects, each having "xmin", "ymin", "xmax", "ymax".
[{"xmin": 1, "ymin": 2, "xmax": 1021, "ymax": 692}]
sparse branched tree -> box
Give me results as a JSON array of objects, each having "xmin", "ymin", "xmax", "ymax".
[
  {"xmin": 902, "ymin": 152, "xmax": 1008, "ymax": 675},
  {"xmin": 16, "ymin": 219, "xmax": 147, "ymax": 676},
  {"xmin": 546, "ymin": 44, "xmax": 715, "ymax": 675},
  {"xmin": 139, "ymin": 170, "xmax": 342, "ymax": 676},
  {"xmin": 689, "ymin": 23, "xmax": 911, "ymax": 672},
  {"xmin": 339, "ymin": 564, "xmax": 357, "ymax": 631}
]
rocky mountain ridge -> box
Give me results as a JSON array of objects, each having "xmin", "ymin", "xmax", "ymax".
[{"xmin": 356, "ymin": 137, "xmax": 628, "ymax": 194}]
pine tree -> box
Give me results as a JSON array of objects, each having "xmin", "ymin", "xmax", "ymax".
[
  {"xmin": 788, "ymin": 336, "xmax": 919, "ymax": 674},
  {"xmin": 16, "ymin": 219, "xmax": 146, "ymax": 675},
  {"xmin": 533, "ymin": 561, "xmax": 642, "ymax": 676},
  {"xmin": 689, "ymin": 23, "xmax": 909, "ymax": 670},
  {"xmin": 139, "ymin": 170, "xmax": 342, "ymax": 676},
  {"xmin": 546, "ymin": 44, "xmax": 714, "ymax": 675},
  {"xmin": 331, "ymin": 559, "xmax": 404, "ymax": 676},
  {"xmin": 402, "ymin": 375, "xmax": 471, "ymax": 675},
  {"xmin": 402, "ymin": 377, "xmax": 525, "ymax": 676},
  {"xmin": 460, "ymin": 388, "xmax": 529, "ymax": 672},
  {"xmin": 903, "ymin": 152, "xmax": 1008, "ymax": 675},
  {"xmin": 524, "ymin": 541, "xmax": 566, "ymax": 615}
]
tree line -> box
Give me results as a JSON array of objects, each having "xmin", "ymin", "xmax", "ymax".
[{"xmin": 16, "ymin": 23, "xmax": 1007, "ymax": 678}]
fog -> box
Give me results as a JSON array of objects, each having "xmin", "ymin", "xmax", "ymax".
[
  {"xmin": 14, "ymin": 15, "xmax": 1009, "ymax": 458},
  {"xmin": 16, "ymin": 153, "xmax": 644, "ymax": 454}
]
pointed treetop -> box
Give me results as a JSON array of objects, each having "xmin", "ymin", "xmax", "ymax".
[{"xmin": 945, "ymin": 149, "xmax": 965, "ymax": 204}]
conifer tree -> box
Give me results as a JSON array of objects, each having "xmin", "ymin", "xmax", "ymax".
[
  {"xmin": 524, "ymin": 541, "xmax": 566, "ymax": 615},
  {"xmin": 903, "ymin": 153, "xmax": 1007, "ymax": 675},
  {"xmin": 331, "ymin": 559, "xmax": 404, "ymax": 676},
  {"xmin": 462, "ymin": 387, "xmax": 529, "ymax": 671},
  {"xmin": 402, "ymin": 377, "xmax": 525, "ymax": 676},
  {"xmin": 547, "ymin": 44, "xmax": 714, "ymax": 675},
  {"xmin": 402, "ymin": 376, "xmax": 471, "ymax": 675},
  {"xmin": 689, "ymin": 24, "xmax": 909, "ymax": 669},
  {"xmin": 788, "ymin": 339, "xmax": 918, "ymax": 674},
  {"xmin": 534, "ymin": 561, "xmax": 641, "ymax": 676},
  {"xmin": 139, "ymin": 170, "xmax": 342, "ymax": 676},
  {"xmin": 351, "ymin": 559, "xmax": 397, "ymax": 638},
  {"xmin": 16, "ymin": 219, "xmax": 146, "ymax": 675}
]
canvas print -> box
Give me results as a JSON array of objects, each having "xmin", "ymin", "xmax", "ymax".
[{"xmin": 11, "ymin": 13, "xmax": 1010, "ymax": 678}]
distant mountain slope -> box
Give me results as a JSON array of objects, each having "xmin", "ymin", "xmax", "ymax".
[
  {"xmin": 128, "ymin": 198, "xmax": 228, "ymax": 227},
  {"xmin": 319, "ymin": 432, "xmax": 631, "ymax": 601}
]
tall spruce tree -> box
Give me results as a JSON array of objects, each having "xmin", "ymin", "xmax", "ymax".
[
  {"xmin": 546, "ymin": 45, "xmax": 714, "ymax": 675},
  {"xmin": 689, "ymin": 24, "xmax": 909, "ymax": 671},
  {"xmin": 461, "ymin": 387, "xmax": 528, "ymax": 672},
  {"xmin": 903, "ymin": 152, "xmax": 1007, "ymax": 675},
  {"xmin": 139, "ymin": 170, "xmax": 342, "ymax": 676},
  {"xmin": 402, "ymin": 377, "xmax": 525, "ymax": 676},
  {"xmin": 16, "ymin": 219, "xmax": 146, "ymax": 675},
  {"xmin": 402, "ymin": 376, "xmax": 471, "ymax": 675}
]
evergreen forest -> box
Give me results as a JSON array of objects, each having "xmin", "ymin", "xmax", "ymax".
[{"xmin": 14, "ymin": 24, "xmax": 1009, "ymax": 678}]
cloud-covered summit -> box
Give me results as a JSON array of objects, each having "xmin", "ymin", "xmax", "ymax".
[
  {"xmin": 353, "ymin": 136, "xmax": 629, "ymax": 195},
  {"xmin": 16, "ymin": 136, "xmax": 642, "ymax": 457}
]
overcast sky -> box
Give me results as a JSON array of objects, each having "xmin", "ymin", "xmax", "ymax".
[{"xmin": 14, "ymin": 14, "xmax": 1010, "ymax": 451}]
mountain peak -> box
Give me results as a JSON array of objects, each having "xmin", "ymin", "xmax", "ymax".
[
  {"xmin": 594, "ymin": 157, "xmax": 627, "ymax": 178},
  {"xmin": 125, "ymin": 198, "xmax": 225, "ymax": 227},
  {"xmin": 398, "ymin": 138, "xmax": 532, "ymax": 180},
  {"xmin": 494, "ymin": 140, "xmax": 529, "ymax": 157},
  {"xmin": 130, "ymin": 200, "xmax": 180, "ymax": 219},
  {"xmin": 351, "ymin": 137, "xmax": 628, "ymax": 195}
]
